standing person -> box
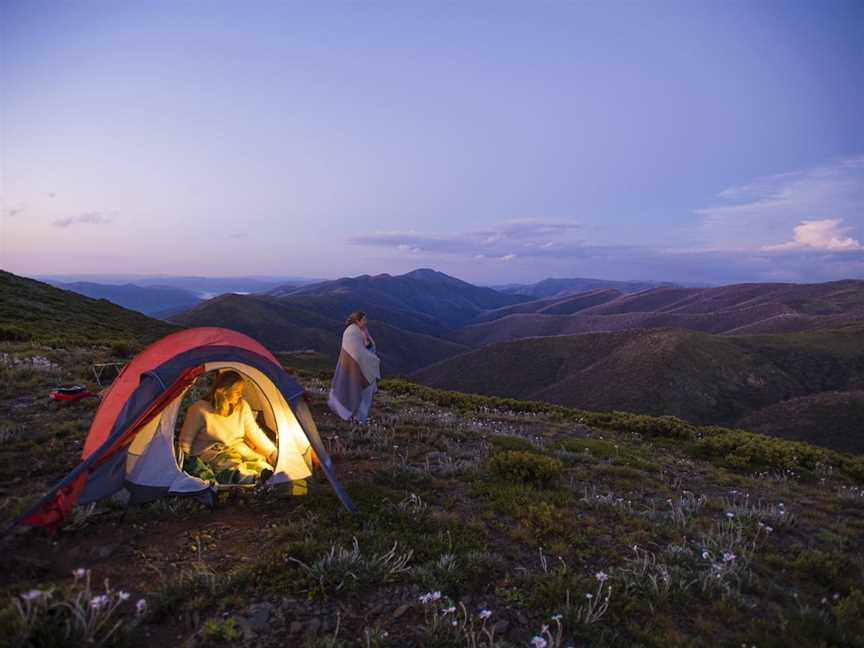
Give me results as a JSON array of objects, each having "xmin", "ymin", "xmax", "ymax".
[{"xmin": 328, "ymin": 311, "xmax": 380, "ymax": 423}]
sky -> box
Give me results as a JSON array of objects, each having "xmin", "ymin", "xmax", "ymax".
[{"xmin": 1, "ymin": 0, "xmax": 863, "ymax": 285}]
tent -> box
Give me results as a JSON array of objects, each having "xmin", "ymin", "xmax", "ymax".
[{"xmin": 14, "ymin": 327, "xmax": 356, "ymax": 531}]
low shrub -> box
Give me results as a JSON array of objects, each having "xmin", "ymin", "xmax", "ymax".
[
  {"xmin": 490, "ymin": 451, "xmax": 563, "ymax": 488},
  {"xmin": 792, "ymin": 549, "xmax": 857, "ymax": 590},
  {"xmin": 0, "ymin": 325, "xmax": 32, "ymax": 342},
  {"xmin": 834, "ymin": 588, "xmax": 864, "ymax": 646},
  {"xmin": 489, "ymin": 435, "xmax": 540, "ymax": 453},
  {"xmin": 289, "ymin": 537, "xmax": 413, "ymax": 598},
  {"xmin": 692, "ymin": 429, "xmax": 862, "ymax": 481},
  {"xmin": 604, "ymin": 413, "xmax": 695, "ymax": 440},
  {"xmin": 201, "ymin": 617, "xmax": 242, "ymax": 642},
  {"xmin": 108, "ymin": 339, "xmax": 138, "ymax": 358},
  {"xmin": 556, "ymin": 437, "xmax": 618, "ymax": 458}
]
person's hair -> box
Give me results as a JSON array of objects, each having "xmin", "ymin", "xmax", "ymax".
[
  {"xmin": 207, "ymin": 370, "xmax": 244, "ymax": 416},
  {"xmin": 345, "ymin": 311, "xmax": 367, "ymax": 327}
]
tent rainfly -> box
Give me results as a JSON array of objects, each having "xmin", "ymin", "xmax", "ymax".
[{"xmin": 14, "ymin": 327, "xmax": 356, "ymax": 531}]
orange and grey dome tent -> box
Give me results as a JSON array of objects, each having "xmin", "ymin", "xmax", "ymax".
[{"xmin": 13, "ymin": 327, "xmax": 356, "ymax": 531}]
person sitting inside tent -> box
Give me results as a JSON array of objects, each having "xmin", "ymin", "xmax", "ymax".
[{"xmin": 179, "ymin": 370, "xmax": 277, "ymax": 484}]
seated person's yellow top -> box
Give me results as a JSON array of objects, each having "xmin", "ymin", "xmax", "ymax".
[{"xmin": 179, "ymin": 399, "xmax": 277, "ymax": 465}]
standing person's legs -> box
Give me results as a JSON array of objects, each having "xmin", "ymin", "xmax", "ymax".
[{"xmin": 355, "ymin": 381, "xmax": 378, "ymax": 423}]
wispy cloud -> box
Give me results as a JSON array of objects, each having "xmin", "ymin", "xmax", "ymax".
[
  {"xmin": 51, "ymin": 211, "xmax": 115, "ymax": 228},
  {"xmin": 5, "ymin": 205, "xmax": 26, "ymax": 218},
  {"xmin": 350, "ymin": 218, "xmax": 582, "ymax": 261}
]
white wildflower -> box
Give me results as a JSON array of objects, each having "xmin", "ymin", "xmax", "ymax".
[
  {"xmin": 90, "ymin": 595, "xmax": 109, "ymax": 609},
  {"xmin": 551, "ymin": 613, "xmax": 562, "ymax": 621},
  {"xmin": 136, "ymin": 599, "xmax": 147, "ymax": 616},
  {"xmin": 723, "ymin": 552, "xmax": 736, "ymax": 563},
  {"xmin": 479, "ymin": 609, "xmax": 492, "ymax": 620},
  {"xmin": 21, "ymin": 590, "xmax": 44, "ymax": 602},
  {"xmin": 586, "ymin": 593, "xmax": 593, "ymax": 599},
  {"xmin": 118, "ymin": 591, "xmax": 131, "ymax": 601},
  {"xmin": 419, "ymin": 591, "xmax": 442, "ymax": 604},
  {"xmin": 595, "ymin": 571, "xmax": 609, "ymax": 582},
  {"xmin": 72, "ymin": 568, "xmax": 88, "ymax": 579},
  {"xmin": 443, "ymin": 606, "xmax": 456, "ymax": 615},
  {"xmin": 531, "ymin": 637, "xmax": 548, "ymax": 648}
]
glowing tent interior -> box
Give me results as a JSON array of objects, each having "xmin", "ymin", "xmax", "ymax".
[{"xmin": 15, "ymin": 327, "xmax": 356, "ymax": 531}]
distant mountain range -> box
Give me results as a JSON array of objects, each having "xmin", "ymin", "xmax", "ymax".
[
  {"xmin": 449, "ymin": 281, "xmax": 864, "ymax": 346},
  {"xmin": 170, "ymin": 268, "xmax": 526, "ymax": 372},
  {"xmin": 44, "ymin": 282, "xmax": 202, "ymax": 317},
  {"xmin": 171, "ymin": 292, "xmax": 469, "ymax": 374},
  {"xmin": 36, "ymin": 274, "xmax": 316, "ymax": 295},
  {"xmin": 268, "ymin": 268, "xmax": 530, "ymax": 334},
  {"xmin": 5, "ymin": 268, "xmax": 863, "ymax": 453},
  {"xmin": 37, "ymin": 275, "xmax": 323, "ymax": 318}
]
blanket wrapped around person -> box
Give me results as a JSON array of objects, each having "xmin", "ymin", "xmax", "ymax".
[{"xmin": 328, "ymin": 313, "xmax": 380, "ymax": 423}]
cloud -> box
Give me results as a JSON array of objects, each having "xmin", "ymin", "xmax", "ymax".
[
  {"xmin": 762, "ymin": 219, "xmax": 862, "ymax": 252},
  {"xmin": 695, "ymin": 156, "xmax": 864, "ymax": 249},
  {"xmin": 52, "ymin": 211, "xmax": 115, "ymax": 228},
  {"xmin": 349, "ymin": 159, "xmax": 864, "ymax": 283},
  {"xmin": 5, "ymin": 205, "xmax": 25, "ymax": 218},
  {"xmin": 350, "ymin": 218, "xmax": 581, "ymax": 260}
]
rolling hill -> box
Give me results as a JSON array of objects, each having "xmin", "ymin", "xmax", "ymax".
[{"xmin": 413, "ymin": 326, "xmax": 864, "ymax": 453}]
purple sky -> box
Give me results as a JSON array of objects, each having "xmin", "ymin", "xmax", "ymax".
[{"xmin": 2, "ymin": 1, "xmax": 863, "ymax": 285}]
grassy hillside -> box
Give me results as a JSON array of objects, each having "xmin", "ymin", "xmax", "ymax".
[
  {"xmin": 172, "ymin": 292, "xmax": 469, "ymax": 374},
  {"xmin": 414, "ymin": 327, "xmax": 864, "ymax": 453},
  {"xmin": 3, "ymin": 367, "xmax": 864, "ymax": 647},
  {"xmin": 0, "ymin": 270, "xmax": 178, "ymax": 347}
]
